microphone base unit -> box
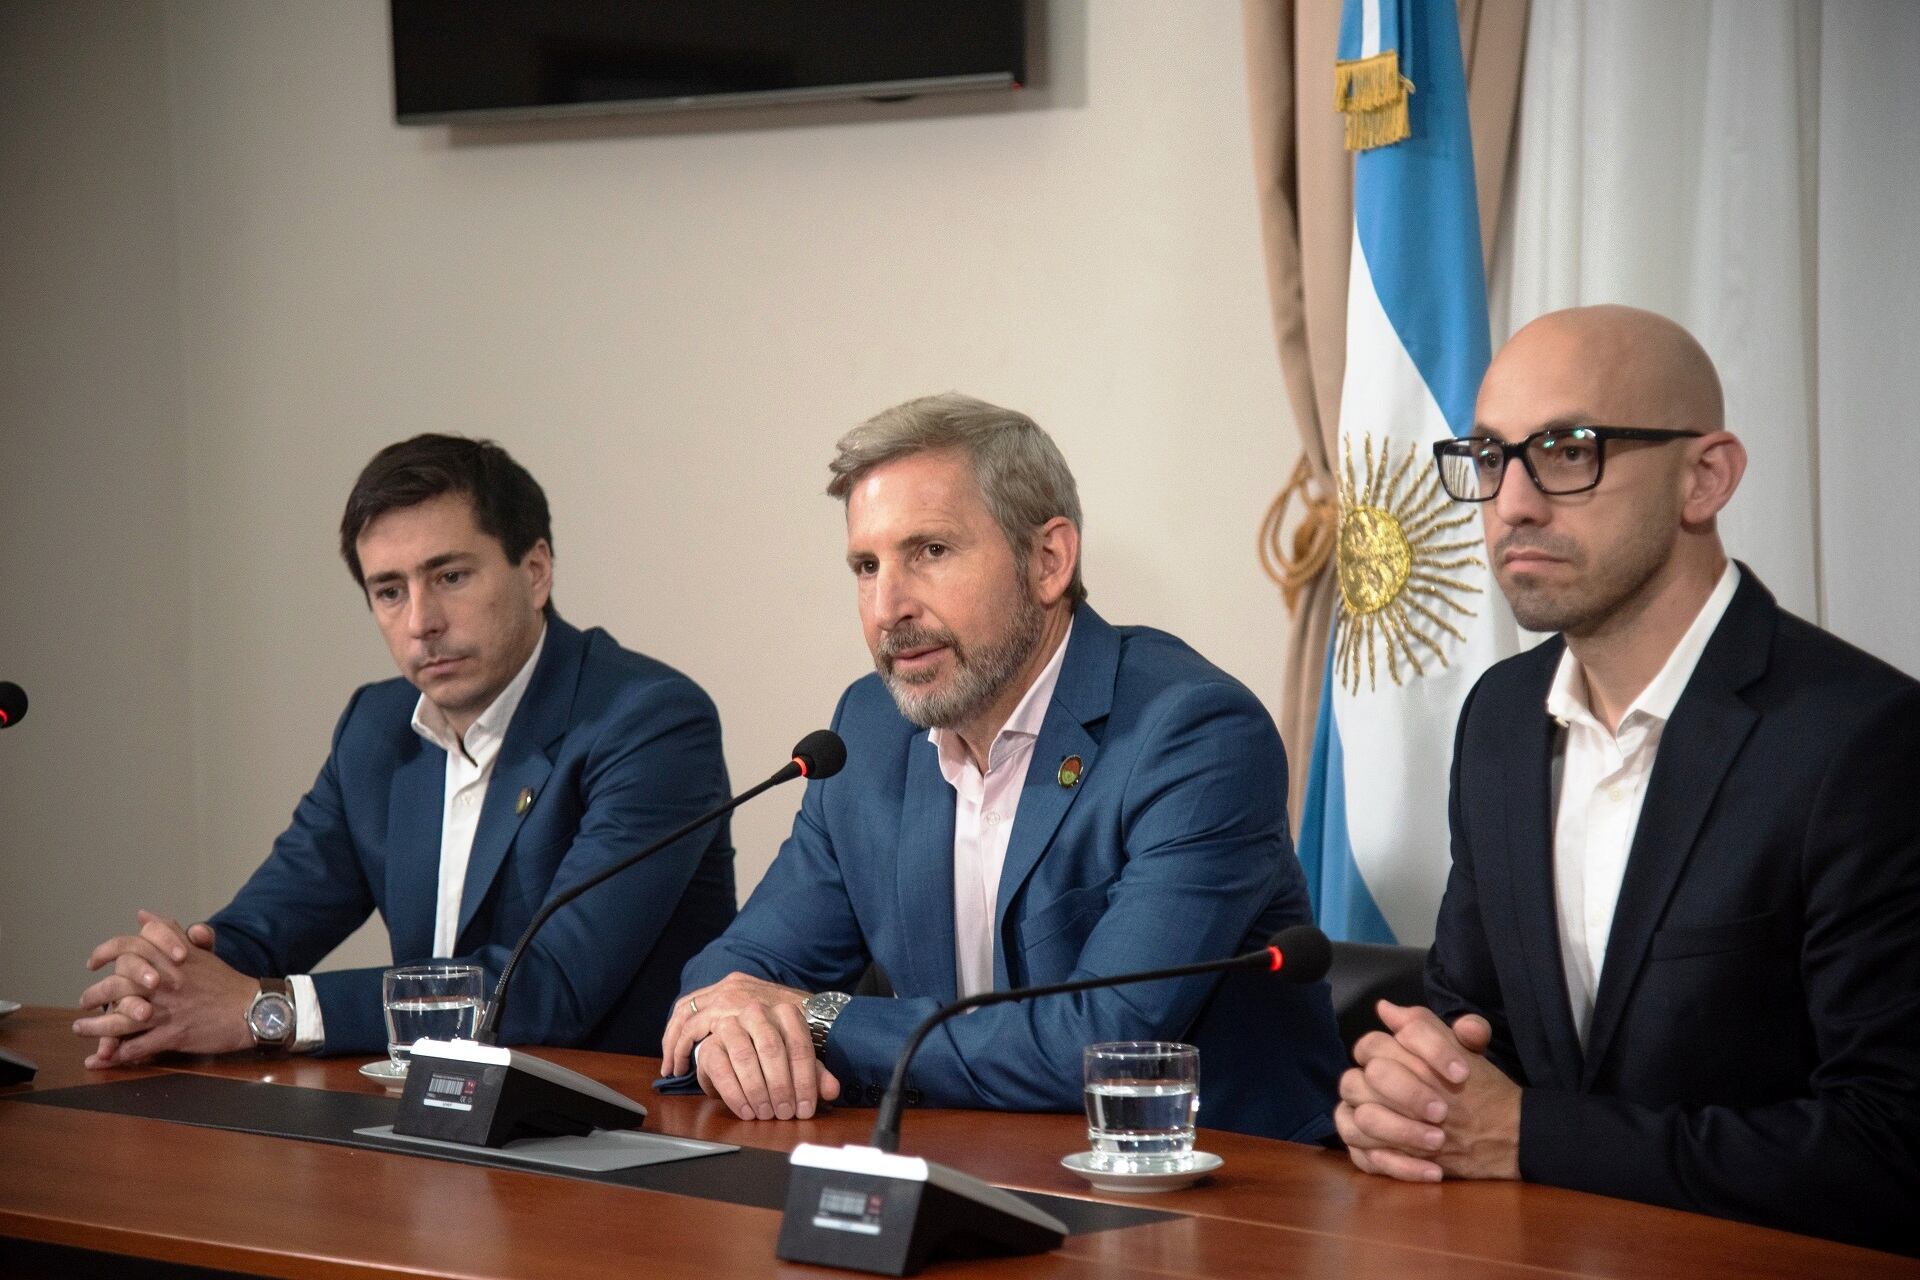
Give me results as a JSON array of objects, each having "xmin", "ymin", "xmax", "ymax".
[
  {"xmin": 777, "ymin": 1142, "xmax": 1066, "ymax": 1277},
  {"xmin": 0, "ymin": 1045, "xmax": 37, "ymax": 1087},
  {"xmin": 393, "ymin": 1038, "xmax": 647, "ymax": 1148}
]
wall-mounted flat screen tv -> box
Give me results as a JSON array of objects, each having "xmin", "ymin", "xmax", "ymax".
[{"xmin": 390, "ymin": 1, "xmax": 1030, "ymax": 124}]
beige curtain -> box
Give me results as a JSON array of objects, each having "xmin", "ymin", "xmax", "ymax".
[{"xmin": 1243, "ymin": 0, "xmax": 1529, "ymax": 829}]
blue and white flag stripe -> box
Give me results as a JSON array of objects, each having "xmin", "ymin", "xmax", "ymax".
[
  {"xmin": 1346, "ymin": 0, "xmax": 1399, "ymax": 66},
  {"xmin": 1298, "ymin": 0, "xmax": 1517, "ymax": 946}
]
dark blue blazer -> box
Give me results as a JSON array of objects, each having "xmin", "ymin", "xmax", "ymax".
[
  {"xmin": 209, "ymin": 616, "xmax": 736, "ymax": 1057},
  {"xmin": 681, "ymin": 606, "xmax": 1344, "ymax": 1143},
  {"xmin": 1429, "ymin": 569, "xmax": 1920, "ymax": 1252}
]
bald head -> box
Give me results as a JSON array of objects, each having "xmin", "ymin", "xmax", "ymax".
[
  {"xmin": 1488, "ymin": 304, "xmax": 1724, "ymax": 436},
  {"xmin": 1471, "ymin": 304, "xmax": 1746, "ymax": 647}
]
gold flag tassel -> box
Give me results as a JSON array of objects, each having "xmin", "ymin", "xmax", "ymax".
[
  {"xmin": 1259, "ymin": 455, "xmax": 1338, "ymax": 614},
  {"xmin": 1334, "ymin": 50, "xmax": 1413, "ymax": 151}
]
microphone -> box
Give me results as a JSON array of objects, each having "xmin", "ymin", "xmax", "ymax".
[
  {"xmin": 790, "ymin": 728, "xmax": 848, "ymax": 781},
  {"xmin": 871, "ymin": 923, "xmax": 1329, "ymax": 1154},
  {"xmin": 393, "ymin": 729, "xmax": 845, "ymax": 1152},
  {"xmin": 777, "ymin": 925, "xmax": 1332, "ymax": 1276},
  {"xmin": 0, "ymin": 683, "xmax": 27, "ymax": 728},
  {"xmin": 476, "ymin": 727, "xmax": 845, "ymax": 1044}
]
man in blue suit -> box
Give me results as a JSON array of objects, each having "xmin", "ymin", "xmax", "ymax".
[
  {"xmin": 76, "ymin": 435, "xmax": 734, "ymax": 1063},
  {"xmin": 661, "ymin": 394, "xmax": 1343, "ymax": 1141}
]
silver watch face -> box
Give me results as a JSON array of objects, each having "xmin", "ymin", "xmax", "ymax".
[
  {"xmin": 804, "ymin": 990, "xmax": 850, "ymax": 1024},
  {"xmin": 249, "ymin": 994, "xmax": 294, "ymax": 1042}
]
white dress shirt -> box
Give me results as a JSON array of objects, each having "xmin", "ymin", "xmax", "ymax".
[
  {"xmin": 691, "ymin": 625, "xmax": 1072, "ymax": 1075},
  {"xmin": 288, "ymin": 626, "xmax": 547, "ymax": 1050},
  {"xmin": 1548, "ymin": 563, "xmax": 1737, "ymax": 1046},
  {"xmin": 930, "ymin": 620, "xmax": 1073, "ymax": 1000}
]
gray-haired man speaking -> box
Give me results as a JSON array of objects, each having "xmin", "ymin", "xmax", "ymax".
[{"xmin": 658, "ymin": 393, "xmax": 1345, "ymax": 1139}]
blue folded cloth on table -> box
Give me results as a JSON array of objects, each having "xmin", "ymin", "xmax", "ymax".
[{"xmin": 652, "ymin": 1070, "xmax": 703, "ymax": 1094}]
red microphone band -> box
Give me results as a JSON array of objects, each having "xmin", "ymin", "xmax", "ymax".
[
  {"xmin": 793, "ymin": 755, "xmax": 809, "ymax": 778},
  {"xmin": 0, "ymin": 711, "xmax": 9, "ymax": 726},
  {"xmin": 1266, "ymin": 946, "xmax": 1283, "ymax": 972}
]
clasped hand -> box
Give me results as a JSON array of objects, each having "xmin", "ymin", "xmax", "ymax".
[
  {"xmin": 659, "ymin": 972, "xmax": 841, "ymax": 1122},
  {"xmin": 73, "ymin": 910, "xmax": 259, "ymax": 1066},
  {"xmin": 1334, "ymin": 999, "xmax": 1522, "ymax": 1182}
]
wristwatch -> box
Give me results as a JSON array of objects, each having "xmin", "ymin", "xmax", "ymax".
[
  {"xmin": 245, "ymin": 978, "xmax": 296, "ymax": 1055},
  {"xmin": 801, "ymin": 990, "xmax": 851, "ymax": 1057}
]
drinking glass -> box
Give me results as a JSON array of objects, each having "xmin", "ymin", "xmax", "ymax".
[
  {"xmin": 1082, "ymin": 1041, "xmax": 1200, "ymax": 1173},
  {"xmin": 382, "ymin": 963, "xmax": 485, "ymax": 1069}
]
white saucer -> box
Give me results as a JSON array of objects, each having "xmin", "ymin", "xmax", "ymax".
[
  {"xmin": 0, "ymin": 1000, "xmax": 20, "ymax": 1020},
  {"xmin": 359, "ymin": 1059, "xmax": 408, "ymax": 1093},
  {"xmin": 1060, "ymin": 1150, "xmax": 1222, "ymax": 1192}
]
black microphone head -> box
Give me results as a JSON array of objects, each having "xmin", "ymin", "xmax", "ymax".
[
  {"xmin": 0, "ymin": 682, "xmax": 26, "ymax": 728},
  {"xmin": 1267, "ymin": 925, "xmax": 1332, "ymax": 984},
  {"xmin": 791, "ymin": 729, "xmax": 847, "ymax": 780}
]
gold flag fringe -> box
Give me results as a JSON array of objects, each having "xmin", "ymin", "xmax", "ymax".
[{"xmin": 1334, "ymin": 50, "xmax": 1413, "ymax": 152}]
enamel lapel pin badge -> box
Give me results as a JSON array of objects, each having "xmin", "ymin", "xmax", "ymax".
[{"xmin": 1057, "ymin": 755, "xmax": 1083, "ymax": 789}]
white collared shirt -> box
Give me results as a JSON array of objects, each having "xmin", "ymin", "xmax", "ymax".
[
  {"xmin": 288, "ymin": 625, "xmax": 547, "ymax": 1050},
  {"xmin": 930, "ymin": 619, "xmax": 1073, "ymax": 1000},
  {"xmin": 1548, "ymin": 564, "xmax": 1738, "ymax": 1046}
]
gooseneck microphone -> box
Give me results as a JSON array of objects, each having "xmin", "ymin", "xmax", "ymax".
[
  {"xmin": 394, "ymin": 729, "xmax": 845, "ymax": 1151},
  {"xmin": 870, "ymin": 923, "xmax": 1331, "ymax": 1154},
  {"xmin": 476, "ymin": 728, "xmax": 845, "ymax": 1044},
  {"xmin": 777, "ymin": 925, "xmax": 1332, "ymax": 1276},
  {"xmin": 0, "ymin": 683, "xmax": 27, "ymax": 728}
]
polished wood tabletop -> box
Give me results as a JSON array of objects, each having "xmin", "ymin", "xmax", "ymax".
[{"xmin": 0, "ymin": 1006, "xmax": 1912, "ymax": 1279}]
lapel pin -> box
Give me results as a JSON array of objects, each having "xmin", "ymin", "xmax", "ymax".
[
  {"xmin": 1057, "ymin": 755, "xmax": 1083, "ymax": 789},
  {"xmin": 515, "ymin": 787, "xmax": 534, "ymax": 816}
]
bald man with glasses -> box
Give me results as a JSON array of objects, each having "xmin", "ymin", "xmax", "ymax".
[{"xmin": 1336, "ymin": 305, "xmax": 1920, "ymax": 1253}]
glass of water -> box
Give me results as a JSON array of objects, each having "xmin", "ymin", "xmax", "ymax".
[
  {"xmin": 382, "ymin": 963, "xmax": 485, "ymax": 1070},
  {"xmin": 1083, "ymin": 1041, "xmax": 1200, "ymax": 1173}
]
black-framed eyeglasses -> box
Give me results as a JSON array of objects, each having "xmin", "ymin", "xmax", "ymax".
[{"xmin": 1432, "ymin": 427, "xmax": 1703, "ymax": 501}]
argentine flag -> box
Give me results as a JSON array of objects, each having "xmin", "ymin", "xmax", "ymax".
[{"xmin": 1298, "ymin": 0, "xmax": 1519, "ymax": 946}]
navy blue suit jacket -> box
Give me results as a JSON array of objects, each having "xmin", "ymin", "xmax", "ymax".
[
  {"xmin": 682, "ymin": 606, "xmax": 1344, "ymax": 1142},
  {"xmin": 209, "ymin": 616, "xmax": 736, "ymax": 1057},
  {"xmin": 1430, "ymin": 569, "xmax": 1920, "ymax": 1251}
]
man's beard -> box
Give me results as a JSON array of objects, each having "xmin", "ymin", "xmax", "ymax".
[
  {"xmin": 875, "ymin": 591, "xmax": 1047, "ymax": 730},
  {"xmin": 1494, "ymin": 520, "xmax": 1674, "ymax": 636}
]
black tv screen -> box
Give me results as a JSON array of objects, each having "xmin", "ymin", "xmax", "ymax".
[{"xmin": 390, "ymin": 1, "xmax": 1030, "ymax": 124}]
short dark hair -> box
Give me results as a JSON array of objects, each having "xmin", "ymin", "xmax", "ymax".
[{"xmin": 340, "ymin": 434, "xmax": 555, "ymax": 617}]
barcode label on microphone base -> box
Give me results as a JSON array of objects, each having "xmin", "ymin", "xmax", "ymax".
[
  {"xmin": 811, "ymin": 1186, "xmax": 886, "ymax": 1236},
  {"xmin": 422, "ymin": 1073, "xmax": 478, "ymax": 1112}
]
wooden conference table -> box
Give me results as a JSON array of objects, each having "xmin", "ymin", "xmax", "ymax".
[{"xmin": 0, "ymin": 1006, "xmax": 1912, "ymax": 1279}]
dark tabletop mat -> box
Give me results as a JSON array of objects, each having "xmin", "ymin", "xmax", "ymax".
[{"xmin": 7, "ymin": 1075, "xmax": 1176, "ymax": 1236}]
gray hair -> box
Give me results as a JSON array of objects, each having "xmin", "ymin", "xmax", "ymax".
[{"xmin": 826, "ymin": 393, "xmax": 1087, "ymax": 604}]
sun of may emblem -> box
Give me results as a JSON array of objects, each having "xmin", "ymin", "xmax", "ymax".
[{"xmin": 1335, "ymin": 433, "xmax": 1483, "ymax": 693}]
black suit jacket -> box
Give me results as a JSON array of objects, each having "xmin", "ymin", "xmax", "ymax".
[{"xmin": 1428, "ymin": 568, "xmax": 1920, "ymax": 1253}]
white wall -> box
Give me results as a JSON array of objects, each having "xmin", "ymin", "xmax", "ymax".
[
  {"xmin": 0, "ymin": 1, "xmax": 196, "ymax": 1006},
  {"xmin": 0, "ymin": 0, "xmax": 1301, "ymax": 1004},
  {"xmin": 1816, "ymin": 0, "xmax": 1920, "ymax": 671}
]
